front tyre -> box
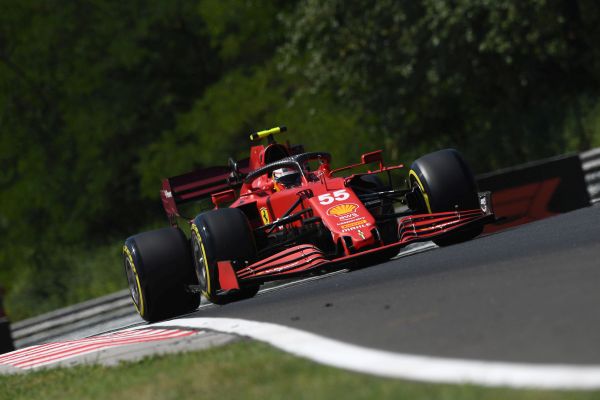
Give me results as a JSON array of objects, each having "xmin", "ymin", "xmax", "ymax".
[
  {"xmin": 409, "ymin": 148, "xmax": 482, "ymax": 246},
  {"xmin": 123, "ymin": 227, "xmax": 200, "ymax": 322},
  {"xmin": 191, "ymin": 208, "xmax": 260, "ymax": 304}
]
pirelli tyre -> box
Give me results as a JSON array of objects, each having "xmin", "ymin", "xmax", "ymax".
[
  {"xmin": 123, "ymin": 227, "xmax": 199, "ymax": 322},
  {"xmin": 409, "ymin": 148, "xmax": 482, "ymax": 246},
  {"xmin": 191, "ymin": 208, "xmax": 260, "ymax": 305}
]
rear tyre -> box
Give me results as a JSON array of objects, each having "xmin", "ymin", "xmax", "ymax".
[
  {"xmin": 191, "ymin": 208, "xmax": 260, "ymax": 304},
  {"xmin": 123, "ymin": 227, "xmax": 199, "ymax": 322},
  {"xmin": 409, "ymin": 148, "xmax": 482, "ymax": 246}
]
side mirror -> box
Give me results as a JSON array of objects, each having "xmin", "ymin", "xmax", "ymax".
[{"xmin": 228, "ymin": 157, "xmax": 241, "ymax": 182}]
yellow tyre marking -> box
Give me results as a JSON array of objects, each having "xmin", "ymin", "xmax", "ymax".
[
  {"xmin": 123, "ymin": 245, "xmax": 145, "ymax": 317},
  {"xmin": 191, "ymin": 224, "xmax": 211, "ymax": 298},
  {"xmin": 409, "ymin": 170, "xmax": 432, "ymax": 213}
]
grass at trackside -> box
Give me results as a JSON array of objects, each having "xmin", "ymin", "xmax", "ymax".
[{"xmin": 1, "ymin": 342, "xmax": 599, "ymax": 400}]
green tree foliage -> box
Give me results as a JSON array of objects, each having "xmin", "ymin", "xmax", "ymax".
[
  {"xmin": 280, "ymin": 0, "xmax": 600, "ymax": 169},
  {"xmin": 1, "ymin": 0, "xmax": 599, "ymax": 319},
  {"xmin": 0, "ymin": 0, "xmax": 220, "ymax": 317},
  {"xmin": 1, "ymin": 0, "xmax": 218, "ymax": 240},
  {"xmin": 137, "ymin": 0, "xmax": 373, "ymax": 198}
]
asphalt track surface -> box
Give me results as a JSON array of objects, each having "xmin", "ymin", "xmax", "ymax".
[{"xmin": 183, "ymin": 205, "xmax": 600, "ymax": 365}]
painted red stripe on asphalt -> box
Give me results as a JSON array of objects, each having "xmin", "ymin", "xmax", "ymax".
[
  {"xmin": 0, "ymin": 329, "xmax": 168, "ymax": 363},
  {"xmin": 0, "ymin": 329, "xmax": 169, "ymax": 364},
  {"xmin": 8, "ymin": 330, "xmax": 184, "ymax": 367},
  {"xmin": 16, "ymin": 331, "xmax": 195, "ymax": 369},
  {"xmin": 0, "ymin": 329, "xmax": 199, "ymax": 369},
  {"xmin": 16, "ymin": 330, "xmax": 190, "ymax": 366},
  {"xmin": 10, "ymin": 330, "xmax": 195, "ymax": 368}
]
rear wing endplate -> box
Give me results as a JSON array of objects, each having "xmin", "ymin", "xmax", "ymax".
[{"xmin": 161, "ymin": 158, "xmax": 250, "ymax": 224}]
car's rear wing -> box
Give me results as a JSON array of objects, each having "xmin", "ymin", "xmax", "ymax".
[{"xmin": 161, "ymin": 158, "xmax": 251, "ymax": 225}]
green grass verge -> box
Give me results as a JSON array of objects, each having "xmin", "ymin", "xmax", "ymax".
[{"xmin": 1, "ymin": 341, "xmax": 599, "ymax": 400}]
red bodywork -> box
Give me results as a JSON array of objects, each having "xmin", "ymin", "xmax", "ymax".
[{"xmin": 160, "ymin": 141, "xmax": 493, "ymax": 291}]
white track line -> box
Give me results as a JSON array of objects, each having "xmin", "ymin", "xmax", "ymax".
[{"xmin": 142, "ymin": 317, "xmax": 600, "ymax": 390}]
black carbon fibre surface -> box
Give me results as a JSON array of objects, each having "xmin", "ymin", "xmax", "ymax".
[{"xmin": 186, "ymin": 205, "xmax": 600, "ymax": 364}]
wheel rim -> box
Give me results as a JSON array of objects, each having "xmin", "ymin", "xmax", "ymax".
[
  {"xmin": 409, "ymin": 173, "xmax": 431, "ymax": 214},
  {"xmin": 124, "ymin": 256, "xmax": 141, "ymax": 307},
  {"xmin": 192, "ymin": 236, "xmax": 207, "ymax": 290}
]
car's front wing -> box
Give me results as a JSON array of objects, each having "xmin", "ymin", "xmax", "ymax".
[{"xmin": 218, "ymin": 204, "xmax": 495, "ymax": 290}]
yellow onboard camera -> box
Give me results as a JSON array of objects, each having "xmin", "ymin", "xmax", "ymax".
[{"xmin": 249, "ymin": 126, "xmax": 287, "ymax": 142}]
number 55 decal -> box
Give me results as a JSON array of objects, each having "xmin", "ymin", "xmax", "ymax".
[{"xmin": 318, "ymin": 189, "xmax": 350, "ymax": 205}]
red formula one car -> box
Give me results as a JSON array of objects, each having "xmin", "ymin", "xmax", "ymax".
[{"xmin": 123, "ymin": 127, "xmax": 494, "ymax": 322}]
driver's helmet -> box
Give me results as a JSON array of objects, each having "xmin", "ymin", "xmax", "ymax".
[{"xmin": 272, "ymin": 167, "xmax": 301, "ymax": 191}]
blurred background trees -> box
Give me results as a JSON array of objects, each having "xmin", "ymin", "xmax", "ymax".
[{"xmin": 1, "ymin": 0, "xmax": 599, "ymax": 319}]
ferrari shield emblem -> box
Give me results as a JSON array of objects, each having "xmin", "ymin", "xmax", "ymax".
[{"xmin": 260, "ymin": 207, "xmax": 271, "ymax": 225}]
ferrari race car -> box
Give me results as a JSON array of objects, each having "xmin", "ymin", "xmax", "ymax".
[{"xmin": 123, "ymin": 127, "xmax": 494, "ymax": 322}]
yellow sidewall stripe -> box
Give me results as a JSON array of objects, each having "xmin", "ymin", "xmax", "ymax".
[
  {"xmin": 409, "ymin": 170, "xmax": 432, "ymax": 213},
  {"xmin": 123, "ymin": 245, "xmax": 145, "ymax": 317},
  {"xmin": 191, "ymin": 224, "xmax": 211, "ymax": 298}
]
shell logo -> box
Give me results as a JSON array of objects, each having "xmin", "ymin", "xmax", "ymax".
[{"xmin": 327, "ymin": 203, "xmax": 359, "ymax": 216}]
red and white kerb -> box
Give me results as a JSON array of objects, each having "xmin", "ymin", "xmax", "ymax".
[{"xmin": 0, "ymin": 328, "xmax": 198, "ymax": 370}]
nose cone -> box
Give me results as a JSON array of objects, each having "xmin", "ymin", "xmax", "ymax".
[
  {"xmin": 340, "ymin": 225, "xmax": 378, "ymax": 251},
  {"xmin": 315, "ymin": 199, "xmax": 378, "ymax": 251}
]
